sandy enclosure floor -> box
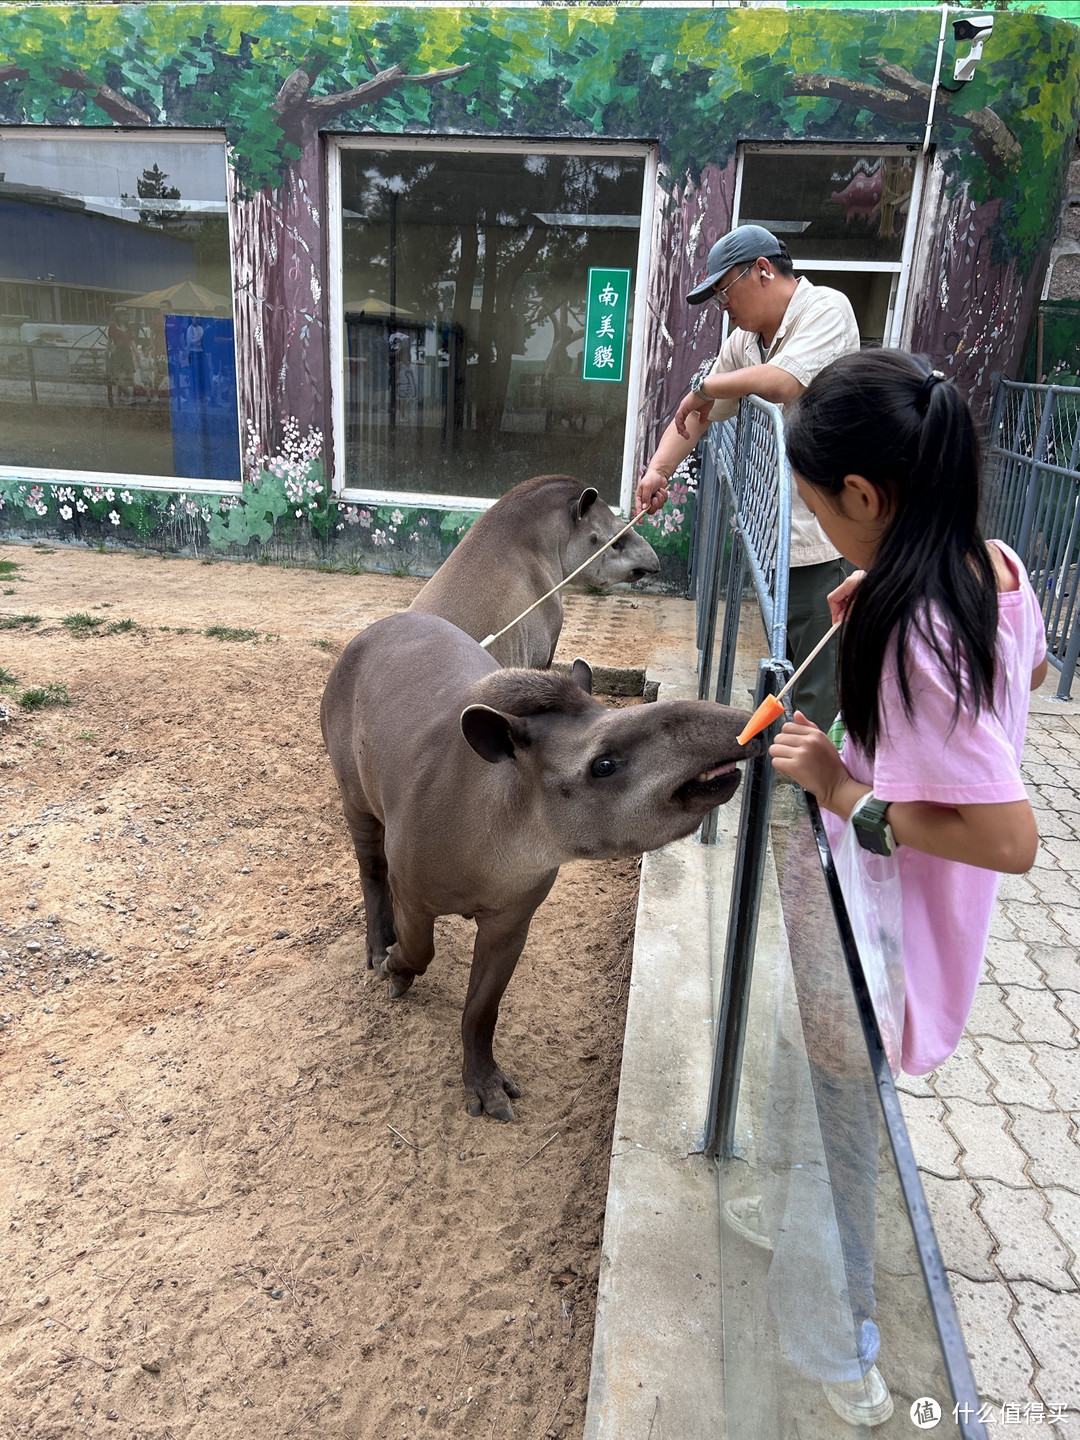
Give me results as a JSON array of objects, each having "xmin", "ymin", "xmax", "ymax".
[{"xmin": 0, "ymin": 543, "xmax": 696, "ymax": 1440}]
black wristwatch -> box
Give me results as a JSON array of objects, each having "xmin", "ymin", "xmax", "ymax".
[{"xmin": 851, "ymin": 792, "xmax": 897, "ymax": 857}]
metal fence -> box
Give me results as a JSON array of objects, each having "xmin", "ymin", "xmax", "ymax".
[{"xmin": 985, "ymin": 379, "xmax": 1080, "ymax": 700}]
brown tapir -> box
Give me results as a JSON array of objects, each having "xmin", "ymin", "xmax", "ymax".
[
  {"xmin": 320, "ymin": 610, "xmax": 760, "ymax": 1121},
  {"xmin": 408, "ymin": 473, "xmax": 660, "ymax": 668}
]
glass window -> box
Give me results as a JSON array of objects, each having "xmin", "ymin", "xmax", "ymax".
[
  {"xmin": 0, "ymin": 133, "xmax": 241, "ymax": 482},
  {"xmin": 719, "ymin": 790, "xmax": 972, "ymax": 1437},
  {"xmin": 739, "ymin": 152, "xmax": 915, "ymax": 263},
  {"xmin": 337, "ymin": 146, "xmax": 646, "ymax": 506},
  {"xmin": 737, "ymin": 148, "xmax": 920, "ymax": 347}
]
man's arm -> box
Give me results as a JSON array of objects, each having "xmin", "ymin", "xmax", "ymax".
[
  {"xmin": 673, "ymin": 362, "xmax": 804, "ymax": 438},
  {"xmin": 637, "ymin": 361, "xmax": 806, "ymax": 513}
]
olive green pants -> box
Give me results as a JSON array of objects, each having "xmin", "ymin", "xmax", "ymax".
[{"xmin": 786, "ymin": 558, "xmax": 851, "ymax": 733}]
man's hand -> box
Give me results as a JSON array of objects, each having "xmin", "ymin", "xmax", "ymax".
[
  {"xmin": 635, "ymin": 466, "xmax": 671, "ymax": 516},
  {"xmin": 673, "ymin": 390, "xmax": 714, "ymax": 440}
]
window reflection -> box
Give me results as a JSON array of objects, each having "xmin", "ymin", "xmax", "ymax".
[
  {"xmin": 339, "ymin": 148, "xmax": 645, "ymax": 504},
  {"xmin": 0, "ymin": 135, "xmax": 240, "ymax": 481},
  {"xmin": 740, "ymin": 153, "xmax": 915, "ymax": 264}
]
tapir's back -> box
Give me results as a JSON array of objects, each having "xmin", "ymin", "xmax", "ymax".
[{"xmin": 321, "ymin": 611, "xmax": 500, "ymax": 819}]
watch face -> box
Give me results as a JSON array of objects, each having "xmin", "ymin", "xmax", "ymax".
[{"xmin": 855, "ymin": 823, "xmax": 895, "ymax": 857}]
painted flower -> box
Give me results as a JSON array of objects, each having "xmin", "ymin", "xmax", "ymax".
[
  {"xmin": 109, "ymin": 511, "xmax": 120, "ymax": 526},
  {"xmin": 76, "ymin": 500, "xmax": 87, "ymax": 514},
  {"xmin": 120, "ymin": 490, "xmax": 133, "ymax": 504},
  {"xmin": 59, "ymin": 505, "xmax": 72, "ymax": 521}
]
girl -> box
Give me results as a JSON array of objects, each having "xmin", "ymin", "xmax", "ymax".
[{"xmin": 772, "ymin": 348, "xmax": 1046, "ymax": 1077}]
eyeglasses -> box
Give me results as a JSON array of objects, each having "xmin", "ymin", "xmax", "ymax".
[{"xmin": 712, "ymin": 264, "xmax": 754, "ymax": 309}]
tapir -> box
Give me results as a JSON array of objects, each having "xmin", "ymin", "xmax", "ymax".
[
  {"xmin": 408, "ymin": 473, "xmax": 660, "ymax": 668},
  {"xmin": 320, "ymin": 610, "xmax": 760, "ymax": 1121}
]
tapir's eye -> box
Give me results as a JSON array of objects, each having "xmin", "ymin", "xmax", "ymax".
[
  {"xmin": 610, "ymin": 538, "xmax": 624, "ymax": 552},
  {"xmin": 590, "ymin": 755, "xmax": 619, "ymax": 779}
]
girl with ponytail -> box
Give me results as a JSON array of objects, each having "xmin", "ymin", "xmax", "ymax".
[{"xmin": 772, "ymin": 348, "xmax": 1046, "ymax": 1075}]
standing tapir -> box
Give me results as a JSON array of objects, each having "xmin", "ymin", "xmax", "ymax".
[
  {"xmin": 408, "ymin": 473, "xmax": 660, "ymax": 668},
  {"xmin": 320, "ymin": 611, "xmax": 760, "ymax": 1120}
]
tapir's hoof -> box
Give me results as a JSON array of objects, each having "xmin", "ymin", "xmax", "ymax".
[
  {"xmin": 465, "ymin": 1070, "xmax": 522, "ymax": 1122},
  {"xmin": 388, "ymin": 972, "xmax": 415, "ymax": 999}
]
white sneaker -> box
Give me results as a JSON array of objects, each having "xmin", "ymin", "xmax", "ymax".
[
  {"xmin": 721, "ymin": 1193, "xmax": 774, "ymax": 1252},
  {"xmin": 821, "ymin": 1366, "xmax": 894, "ymax": 1427}
]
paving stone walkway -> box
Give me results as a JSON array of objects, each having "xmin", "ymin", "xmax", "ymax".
[{"xmin": 897, "ymin": 680, "xmax": 1080, "ymax": 1438}]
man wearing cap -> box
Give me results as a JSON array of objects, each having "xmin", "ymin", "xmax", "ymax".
[{"xmin": 635, "ymin": 224, "xmax": 860, "ymax": 730}]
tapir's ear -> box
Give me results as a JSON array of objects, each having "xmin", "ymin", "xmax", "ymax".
[
  {"xmin": 573, "ymin": 487, "xmax": 599, "ymax": 521},
  {"xmin": 461, "ymin": 704, "xmax": 522, "ymax": 764},
  {"xmin": 571, "ymin": 658, "xmax": 593, "ymax": 694}
]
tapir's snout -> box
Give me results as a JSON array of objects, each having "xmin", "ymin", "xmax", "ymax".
[{"xmin": 669, "ymin": 722, "xmax": 763, "ymax": 811}]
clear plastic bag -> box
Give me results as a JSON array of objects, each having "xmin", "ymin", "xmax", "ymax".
[{"xmin": 832, "ymin": 818, "xmax": 906, "ymax": 1075}]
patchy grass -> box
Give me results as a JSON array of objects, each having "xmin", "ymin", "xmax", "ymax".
[
  {"xmin": 0, "ymin": 559, "xmax": 20, "ymax": 578},
  {"xmin": 311, "ymin": 639, "xmax": 335, "ymax": 653},
  {"xmin": 0, "ymin": 666, "xmax": 17, "ymax": 685},
  {"xmin": 104, "ymin": 618, "xmax": 138, "ymax": 635},
  {"xmin": 18, "ymin": 681, "xmax": 73, "ymax": 710},
  {"xmin": 75, "ymin": 729, "xmax": 99, "ymax": 741},
  {"xmin": 62, "ymin": 612, "xmax": 104, "ymax": 636},
  {"xmin": 1, "ymin": 614, "xmax": 41, "ymax": 630},
  {"xmin": 205, "ymin": 625, "xmax": 259, "ymax": 643}
]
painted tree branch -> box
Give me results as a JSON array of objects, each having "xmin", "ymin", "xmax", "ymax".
[
  {"xmin": 785, "ymin": 60, "xmax": 1021, "ymax": 173},
  {"xmin": 54, "ymin": 68, "xmax": 151, "ymax": 125},
  {"xmin": 273, "ymin": 61, "xmax": 469, "ymax": 147}
]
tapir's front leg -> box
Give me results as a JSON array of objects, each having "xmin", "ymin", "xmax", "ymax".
[
  {"xmin": 378, "ymin": 903, "xmax": 436, "ymax": 1000},
  {"xmin": 462, "ymin": 873, "xmax": 557, "ymax": 1122}
]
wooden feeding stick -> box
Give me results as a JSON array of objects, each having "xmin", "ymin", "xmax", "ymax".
[{"xmin": 736, "ymin": 618, "xmax": 842, "ymax": 746}]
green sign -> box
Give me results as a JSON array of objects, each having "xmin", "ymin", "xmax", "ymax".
[{"xmin": 582, "ymin": 267, "xmax": 631, "ymax": 383}]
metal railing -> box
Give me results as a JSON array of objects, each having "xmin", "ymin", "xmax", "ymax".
[{"xmin": 985, "ymin": 379, "xmax": 1080, "ymax": 699}]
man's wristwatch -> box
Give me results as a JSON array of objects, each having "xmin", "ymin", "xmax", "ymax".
[
  {"xmin": 851, "ymin": 792, "xmax": 897, "ymax": 857},
  {"xmin": 690, "ymin": 361, "xmax": 713, "ymax": 404}
]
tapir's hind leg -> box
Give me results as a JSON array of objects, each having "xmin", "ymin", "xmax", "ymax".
[
  {"xmin": 343, "ymin": 803, "xmax": 396, "ymax": 972},
  {"xmin": 462, "ymin": 874, "xmax": 557, "ymax": 1122}
]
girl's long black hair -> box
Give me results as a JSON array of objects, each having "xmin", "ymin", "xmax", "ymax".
[{"xmin": 785, "ymin": 350, "xmax": 999, "ymax": 759}]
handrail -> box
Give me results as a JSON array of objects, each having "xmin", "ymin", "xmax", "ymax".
[{"xmin": 985, "ymin": 378, "xmax": 1080, "ymax": 699}]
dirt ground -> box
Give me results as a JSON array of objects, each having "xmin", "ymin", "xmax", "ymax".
[{"xmin": 0, "ymin": 542, "xmax": 694, "ymax": 1440}]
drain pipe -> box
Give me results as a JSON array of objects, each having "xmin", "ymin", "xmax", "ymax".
[{"xmin": 922, "ymin": 2, "xmax": 950, "ymax": 154}]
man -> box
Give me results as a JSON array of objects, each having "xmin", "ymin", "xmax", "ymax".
[{"xmin": 636, "ymin": 225, "xmax": 860, "ymax": 730}]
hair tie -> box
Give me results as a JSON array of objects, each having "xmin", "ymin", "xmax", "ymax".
[{"xmin": 916, "ymin": 369, "xmax": 946, "ymax": 413}]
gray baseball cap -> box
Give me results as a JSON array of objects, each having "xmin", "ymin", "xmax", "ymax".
[{"xmin": 686, "ymin": 225, "xmax": 785, "ymax": 305}]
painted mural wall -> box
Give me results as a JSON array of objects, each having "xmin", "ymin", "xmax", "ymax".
[{"xmin": 1, "ymin": 3, "xmax": 1077, "ymax": 577}]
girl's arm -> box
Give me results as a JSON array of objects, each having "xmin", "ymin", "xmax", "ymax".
[{"xmin": 770, "ymin": 714, "xmax": 1039, "ymax": 874}]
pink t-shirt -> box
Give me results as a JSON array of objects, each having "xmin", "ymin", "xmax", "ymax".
[{"xmin": 824, "ymin": 542, "xmax": 1046, "ymax": 1074}]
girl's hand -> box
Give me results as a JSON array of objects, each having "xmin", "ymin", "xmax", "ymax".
[
  {"xmin": 770, "ymin": 711, "xmax": 852, "ymax": 807},
  {"xmin": 827, "ymin": 569, "xmax": 866, "ymax": 624}
]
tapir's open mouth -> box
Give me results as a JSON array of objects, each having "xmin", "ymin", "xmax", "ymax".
[{"xmin": 673, "ymin": 760, "xmax": 742, "ymax": 807}]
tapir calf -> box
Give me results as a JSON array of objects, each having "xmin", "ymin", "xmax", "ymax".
[
  {"xmin": 320, "ymin": 611, "xmax": 760, "ymax": 1120},
  {"xmin": 408, "ymin": 473, "xmax": 660, "ymax": 668}
]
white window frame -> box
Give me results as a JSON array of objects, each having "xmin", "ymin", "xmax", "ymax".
[
  {"xmin": 0, "ymin": 127, "xmax": 243, "ymax": 496},
  {"xmin": 733, "ymin": 142, "xmax": 926, "ymax": 349},
  {"xmin": 327, "ymin": 135, "xmax": 658, "ymax": 516}
]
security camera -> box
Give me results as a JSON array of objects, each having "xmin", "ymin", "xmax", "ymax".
[{"xmin": 953, "ymin": 14, "xmax": 994, "ymax": 83}]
